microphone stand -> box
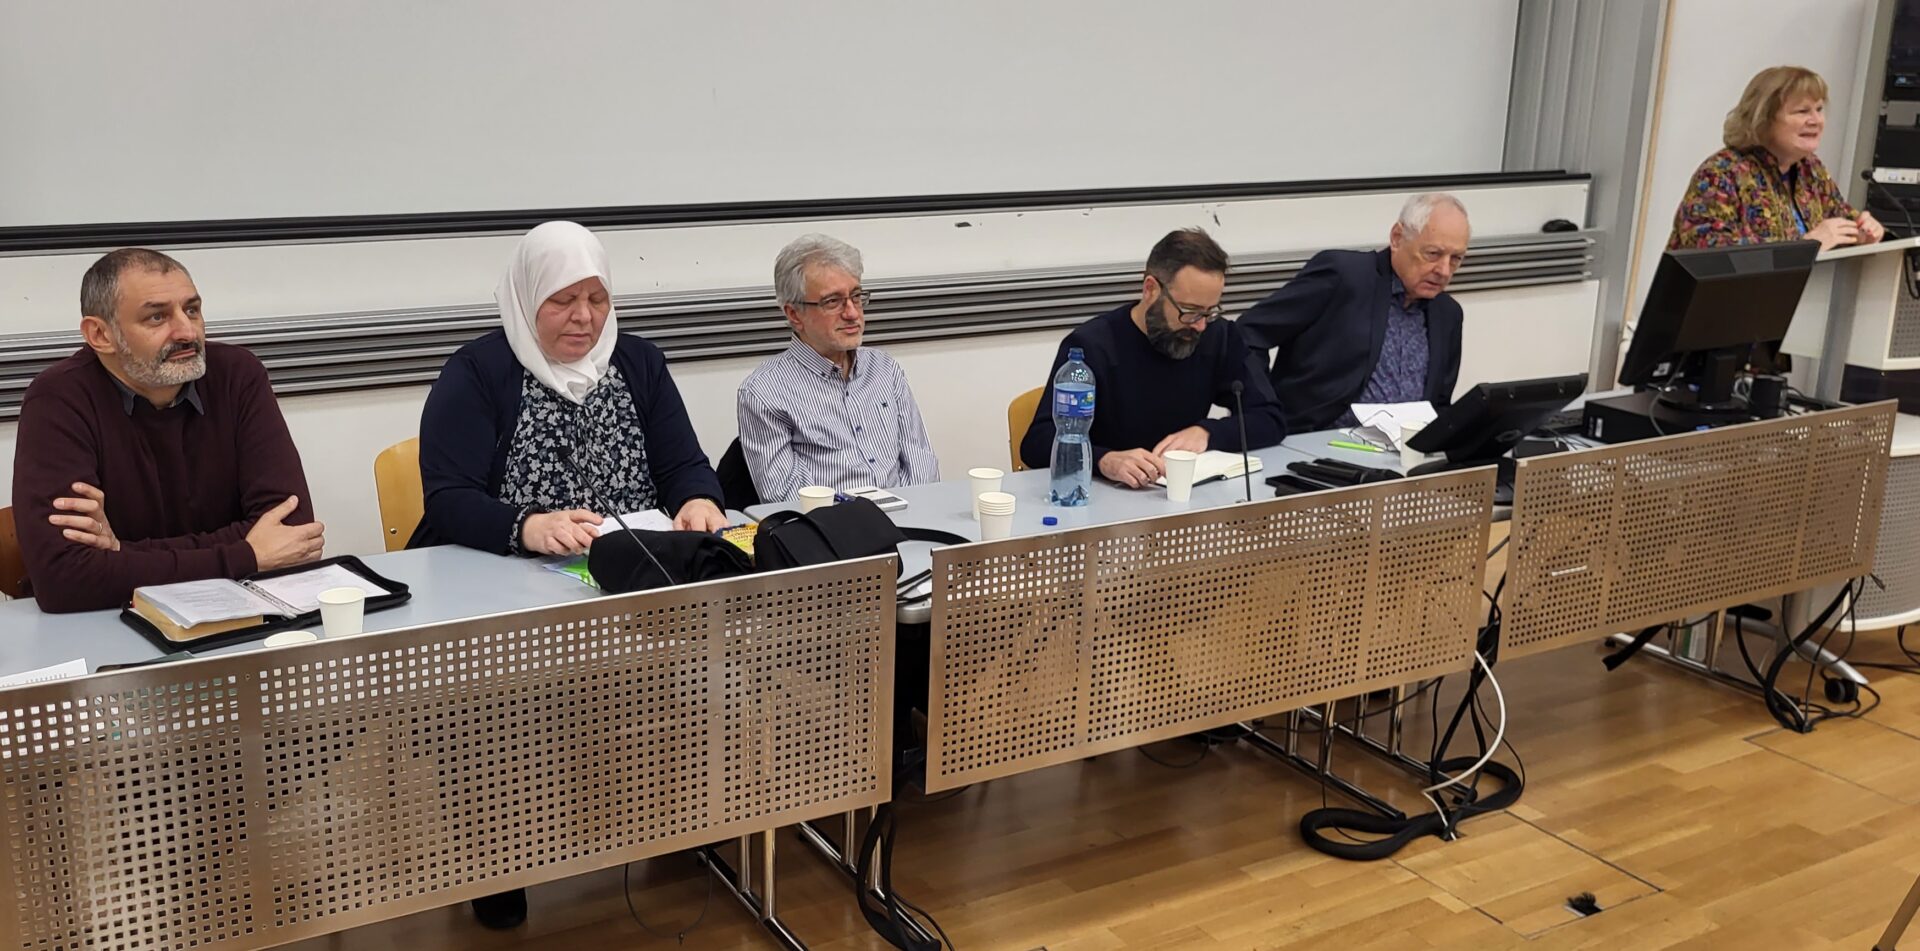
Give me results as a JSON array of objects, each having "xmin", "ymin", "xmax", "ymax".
[{"xmin": 1230, "ymin": 380, "xmax": 1253, "ymax": 502}]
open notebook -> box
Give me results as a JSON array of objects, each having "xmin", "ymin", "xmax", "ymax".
[
  {"xmin": 127, "ymin": 559, "xmax": 403, "ymax": 646},
  {"xmin": 1153, "ymin": 450, "xmax": 1263, "ymax": 487}
]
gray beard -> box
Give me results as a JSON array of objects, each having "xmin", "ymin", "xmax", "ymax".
[{"xmin": 111, "ymin": 326, "xmax": 207, "ymax": 387}]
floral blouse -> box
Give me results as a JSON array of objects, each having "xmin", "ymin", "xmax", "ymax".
[
  {"xmin": 1668, "ymin": 146, "xmax": 1856, "ymax": 249},
  {"xmin": 499, "ymin": 364, "xmax": 658, "ymax": 551}
]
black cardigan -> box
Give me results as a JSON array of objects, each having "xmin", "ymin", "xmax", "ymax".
[{"xmin": 410, "ymin": 330, "xmax": 723, "ymax": 553}]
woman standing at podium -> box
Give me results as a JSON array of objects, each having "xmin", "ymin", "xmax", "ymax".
[{"xmin": 1669, "ymin": 65, "xmax": 1885, "ymax": 253}]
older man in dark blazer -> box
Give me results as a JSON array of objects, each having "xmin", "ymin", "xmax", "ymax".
[{"xmin": 1239, "ymin": 193, "xmax": 1470, "ymax": 433}]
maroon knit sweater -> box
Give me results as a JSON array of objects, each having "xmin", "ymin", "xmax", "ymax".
[{"xmin": 12, "ymin": 344, "xmax": 314, "ymax": 613}]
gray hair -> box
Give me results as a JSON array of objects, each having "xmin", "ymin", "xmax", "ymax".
[
  {"xmin": 774, "ymin": 234, "xmax": 864, "ymax": 306},
  {"xmin": 80, "ymin": 247, "xmax": 190, "ymax": 321},
  {"xmin": 1397, "ymin": 193, "xmax": 1470, "ymax": 236}
]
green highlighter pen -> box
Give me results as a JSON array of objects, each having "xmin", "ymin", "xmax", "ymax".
[{"xmin": 1328, "ymin": 439, "xmax": 1385, "ymax": 453}]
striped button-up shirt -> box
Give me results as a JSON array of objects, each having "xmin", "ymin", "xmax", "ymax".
[{"xmin": 736, "ymin": 339, "xmax": 940, "ymax": 503}]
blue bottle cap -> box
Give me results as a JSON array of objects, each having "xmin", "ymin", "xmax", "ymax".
[{"xmin": 1041, "ymin": 516, "xmax": 1058, "ymax": 526}]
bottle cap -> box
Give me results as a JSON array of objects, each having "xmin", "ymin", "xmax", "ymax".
[
  {"xmin": 1067, "ymin": 347, "xmax": 1084, "ymax": 361},
  {"xmin": 1041, "ymin": 516, "xmax": 1058, "ymax": 526}
]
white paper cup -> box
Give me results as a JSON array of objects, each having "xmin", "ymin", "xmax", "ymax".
[
  {"xmin": 977, "ymin": 491, "xmax": 1016, "ymax": 540},
  {"xmin": 317, "ymin": 587, "xmax": 366, "ymax": 637},
  {"xmin": 263, "ymin": 630, "xmax": 319, "ymax": 648},
  {"xmin": 968, "ymin": 466, "xmax": 1005, "ymax": 520},
  {"xmin": 1399, "ymin": 422, "xmax": 1430, "ymax": 469},
  {"xmin": 1162, "ymin": 449, "xmax": 1199, "ymax": 502},
  {"xmin": 797, "ymin": 485, "xmax": 835, "ymax": 512}
]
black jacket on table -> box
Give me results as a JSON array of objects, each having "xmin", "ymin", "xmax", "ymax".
[
  {"xmin": 1237, "ymin": 248, "xmax": 1463, "ymax": 433},
  {"xmin": 1017, "ymin": 304, "xmax": 1286, "ymax": 471}
]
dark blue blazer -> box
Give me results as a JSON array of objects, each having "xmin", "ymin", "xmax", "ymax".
[
  {"xmin": 1237, "ymin": 248, "xmax": 1463, "ymax": 433},
  {"xmin": 410, "ymin": 330, "xmax": 723, "ymax": 553}
]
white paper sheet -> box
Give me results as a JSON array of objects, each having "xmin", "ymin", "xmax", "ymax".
[
  {"xmin": 249, "ymin": 564, "xmax": 391, "ymax": 615},
  {"xmin": 0, "ymin": 658, "xmax": 88, "ymax": 688},
  {"xmin": 591, "ymin": 509, "xmax": 675, "ymax": 535},
  {"xmin": 1349, "ymin": 401, "xmax": 1439, "ymax": 448},
  {"xmin": 137, "ymin": 579, "xmax": 285, "ymax": 627}
]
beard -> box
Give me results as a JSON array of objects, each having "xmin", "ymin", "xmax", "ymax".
[
  {"xmin": 1145, "ymin": 296, "xmax": 1203, "ymax": 360},
  {"xmin": 111, "ymin": 325, "xmax": 207, "ymax": 387}
]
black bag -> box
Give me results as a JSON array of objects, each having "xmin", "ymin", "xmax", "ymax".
[
  {"xmin": 753, "ymin": 497, "xmax": 910, "ymax": 572},
  {"xmin": 754, "ymin": 497, "xmax": 965, "ymax": 574},
  {"xmin": 588, "ymin": 528, "xmax": 754, "ymax": 594}
]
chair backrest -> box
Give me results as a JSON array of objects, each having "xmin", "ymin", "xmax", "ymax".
[
  {"xmin": 1006, "ymin": 386, "xmax": 1046, "ymax": 472},
  {"xmin": 715, "ymin": 437, "xmax": 761, "ymax": 510},
  {"xmin": 373, "ymin": 437, "xmax": 424, "ymax": 552},
  {"xmin": 0, "ymin": 507, "xmax": 27, "ymax": 600}
]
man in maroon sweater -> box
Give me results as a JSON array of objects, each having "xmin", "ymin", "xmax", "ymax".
[{"xmin": 13, "ymin": 248, "xmax": 326, "ymax": 613}]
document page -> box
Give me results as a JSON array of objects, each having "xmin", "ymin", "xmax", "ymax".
[
  {"xmin": 137, "ymin": 579, "xmax": 285, "ymax": 627},
  {"xmin": 592, "ymin": 509, "xmax": 675, "ymax": 535},
  {"xmin": 249, "ymin": 564, "xmax": 392, "ymax": 615}
]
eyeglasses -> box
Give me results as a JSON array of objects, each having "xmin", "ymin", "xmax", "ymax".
[
  {"xmin": 1417, "ymin": 246, "xmax": 1467, "ymax": 269},
  {"xmin": 798, "ymin": 290, "xmax": 872, "ymax": 313},
  {"xmin": 1149, "ymin": 276, "xmax": 1223, "ymax": 325}
]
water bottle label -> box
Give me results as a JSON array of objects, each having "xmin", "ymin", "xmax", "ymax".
[{"xmin": 1053, "ymin": 387, "xmax": 1095, "ymax": 418}]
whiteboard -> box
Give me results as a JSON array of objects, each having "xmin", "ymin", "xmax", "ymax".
[{"xmin": 0, "ymin": 0, "xmax": 1520, "ymax": 226}]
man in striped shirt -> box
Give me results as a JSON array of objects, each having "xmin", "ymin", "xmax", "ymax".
[{"xmin": 736, "ymin": 234, "xmax": 940, "ymax": 503}]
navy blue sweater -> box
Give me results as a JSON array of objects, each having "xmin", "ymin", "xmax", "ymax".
[
  {"xmin": 410, "ymin": 330, "xmax": 723, "ymax": 553},
  {"xmin": 1019, "ymin": 304, "xmax": 1287, "ymax": 470}
]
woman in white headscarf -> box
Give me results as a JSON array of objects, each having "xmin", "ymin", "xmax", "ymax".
[{"xmin": 414, "ymin": 221, "xmax": 727, "ymax": 560}]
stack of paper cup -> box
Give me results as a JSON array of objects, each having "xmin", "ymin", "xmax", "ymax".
[
  {"xmin": 1162, "ymin": 449, "xmax": 1199, "ymax": 502},
  {"xmin": 797, "ymin": 485, "xmax": 835, "ymax": 512},
  {"xmin": 976, "ymin": 491, "xmax": 1016, "ymax": 540},
  {"xmin": 968, "ymin": 467, "xmax": 1004, "ymax": 520}
]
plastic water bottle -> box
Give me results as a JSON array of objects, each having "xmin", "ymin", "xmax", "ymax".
[{"xmin": 1048, "ymin": 347, "xmax": 1096, "ymax": 507}]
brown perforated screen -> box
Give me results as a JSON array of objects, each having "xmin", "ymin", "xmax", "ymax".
[
  {"xmin": 1502, "ymin": 402, "xmax": 1894, "ymax": 659},
  {"xmin": 0, "ymin": 557, "xmax": 895, "ymax": 951},
  {"xmin": 923, "ymin": 470, "xmax": 1495, "ymax": 792}
]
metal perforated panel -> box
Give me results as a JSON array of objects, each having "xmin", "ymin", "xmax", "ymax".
[
  {"xmin": 1856, "ymin": 452, "xmax": 1920, "ymax": 626},
  {"xmin": 923, "ymin": 470, "xmax": 1494, "ymax": 793},
  {"xmin": 1503, "ymin": 403, "xmax": 1894, "ymax": 659},
  {"xmin": 1889, "ymin": 290, "xmax": 1920, "ymax": 360},
  {"xmin": 0, "ymin": 557, "xmax": 894, "ymax": 951}
]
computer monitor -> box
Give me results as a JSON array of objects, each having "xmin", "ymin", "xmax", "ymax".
[
  {"xmin": 1404, "ymin": 374, "xmax": 1587, "ymax": 478},
  {"xmin": 1616, "ymin": 241, "xmax": 1820, "ymax": 410}
]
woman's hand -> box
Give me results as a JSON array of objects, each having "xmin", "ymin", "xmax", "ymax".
[
  {"xmin": 673, "ymin": 498, "xmax": 730, "ymax": 533},
  {"xmin": 521, "ymin": 509, "xmax": 602, "ymax": 555},
  {"xmin": 1857, "ymin": 210, "xmax": 1887, "ymax": 244},
  {"xmin": 1807, "ymin": 217, "xmax": 1862, "ymax": 252}
]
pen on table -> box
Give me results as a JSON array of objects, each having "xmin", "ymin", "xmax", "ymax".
[{"xmin": 1328, "ymin": 439, "xmax": 1385, "ymax": 453}]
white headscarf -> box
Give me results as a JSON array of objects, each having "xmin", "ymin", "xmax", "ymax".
[{"xmin": 497, "ymin": 221, "xmax": 618, "ymax": 404}]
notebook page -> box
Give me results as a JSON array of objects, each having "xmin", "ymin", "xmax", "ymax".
[
  {"xmin": 137, "ymin": 579, "xmax": 285, "ymax": 627},
  {"xmin": 249, "ymin": 564, "xmax": 391, "ymax": 616}
]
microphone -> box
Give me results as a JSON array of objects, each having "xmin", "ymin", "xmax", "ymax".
[
  {"xmin": 1860, "ymin": 168, "xmax": 1917, "ymax": 239},
  {"xmin": 1230, "ymin": 379, "xmax": 1253, "ymax": 502},
  {"xmin": 563, "ymin": 439, "xmax": 680, "ymax": 592},
  {"xmin": 1859, "ymin": 169, "xmax": 1920, "ymax": 298}
]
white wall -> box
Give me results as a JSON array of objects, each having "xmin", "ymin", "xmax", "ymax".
[
  {"xmin": 0, "ymin": 1, "xmax": 1519, "ymax": 225},
  {"xmin": 1625, "ymin": 0, "xmax": 1874, "ymax": 356},
  {"xmin": 0, "ymin": 183, "xmax": 1588, "ymax": 335}
]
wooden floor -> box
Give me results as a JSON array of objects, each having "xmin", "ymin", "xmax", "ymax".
[{"xmin": 285, "ymin": 627, "xmax": 1920, "ymax": 951}]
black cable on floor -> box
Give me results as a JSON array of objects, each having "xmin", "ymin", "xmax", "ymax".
[{"xmin": 624, "ymin": 851, "xmax": 713, "ymax": 945}]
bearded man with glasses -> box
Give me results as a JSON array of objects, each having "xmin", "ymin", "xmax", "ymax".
[
  {"xmin": 1017, "ymin": 228, "xmax": 1285, "ymax": 489},
  {"xmin": 1239, "ymin": 192, "xmax": 1470, "ymax": 433},
  {"xmin": 736, "ymin": 233, "xmax": 940, "ymax": 504}
]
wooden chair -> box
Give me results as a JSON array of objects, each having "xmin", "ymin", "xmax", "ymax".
[
  {"xmin": 373, "ymin": 437, "xmax": 424, "ymax": 552},
  {"xmin": 1006, "ymin": 386, "xmax": 1045, "ymax": 472},
  {"xmin": 0, "ymin": 507, "xmax": 27, "ymax": 600}
]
